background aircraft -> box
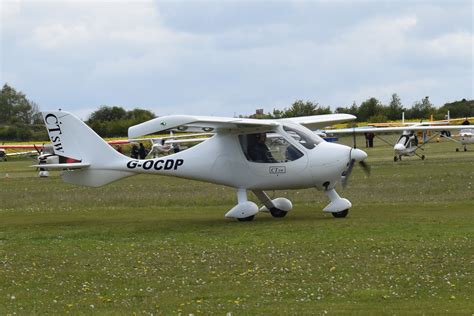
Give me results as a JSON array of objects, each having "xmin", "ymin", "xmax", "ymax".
[
  {"xmin": 0, "ymin": 144, "xmax": 44, "ymax": 162},
  {"xmin": 441, "ymin": 128, "xmax": 473, "ymax": 152},
  {"xmin": 130, "ymin": 133, "xmax": 213, "ymax": 158},
  {"xmin": 35, "ymin": 111, "xmax": 368, "ymax": 221},
  {"xmin": 322, "ymin": 124, "xmax": 469, "ymax": 161},
  {"xmin": 1, "ymin": 140, "xmax": 129, "ymax": 176}
]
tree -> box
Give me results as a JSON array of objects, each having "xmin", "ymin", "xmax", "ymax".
[
  {"xmin": 126, "ymin": 108, "xmax": 155, "ymax": 122},
  {"xmin": 88, "ymin": 106, "xmax": 127, "ymax": 122},
  {"xmin": 437, "ymin": 98, "xmax": 474, "ymax": 119},
  {"xmin": 282, "ymin": 100, "xmax": 331, "ymax": 118},
  {"xmin": 408, "ymin": 96, "xmax": 436, "ymax": 120},
  {"xmin": 357, "ymin": 97, "xmax": 383, "ymax": 122},
  {"xmin": 0, "ymin": 83, "xmax": 39, "ymax": 124},
  {"xmin": 385, "ymin": 93, "xmax": 405, "ymax": 120},
  {"xmin": 87, "ymin": 106, "xmax": 156, "ymax": 137},
  {"xmin": 336, "ymin": 102, "xmax": 358, "ymax": 117}
]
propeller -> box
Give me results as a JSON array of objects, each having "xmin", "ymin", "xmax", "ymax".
[
  {"xmin": 341, "ymin": 148, "xmax": 371, "ymax": 188},
  {"xmin": 33, "ymin": 144, "xmax": 41, "ymax": 155}
]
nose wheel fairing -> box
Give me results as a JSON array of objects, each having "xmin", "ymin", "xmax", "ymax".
[{"xmin": 323, "ymin": 189, "xmax": 352, "ymax": 213}]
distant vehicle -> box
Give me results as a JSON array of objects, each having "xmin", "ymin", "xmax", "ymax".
[{"xmin": 35, "ymin": 111, "xmax": 368, "ymax": 221}]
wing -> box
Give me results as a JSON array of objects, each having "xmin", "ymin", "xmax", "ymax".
[
  {"xmin": 279, "ymin": 114, "xmax": 356, "ymax": 130},
  {"xmin": 323, "ymin": 125, "xmax": 471, "ymax": 134},
  {"xmin": 128, "ymin": 114, "xmax": 356, "ymax": 138},
  {"xmin": 128, "ymin": 115, "xmax": 279, "ymax": 138},
  {"xmin": 6, "ymin": 150, "xmax": 38, "ymax": 157},
  {"xmin": 106, "ymin": 139, "xmax": 130, "ymax": 145},
  {"xmin": 0, "ymin": 144, "xmax": 44, "ymax": 149}
]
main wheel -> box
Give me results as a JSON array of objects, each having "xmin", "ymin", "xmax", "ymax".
[
  {"xmin": 464, "ymin": 147, "xmax": 467, "ymax": 152},
  {"xmin": 421, "ymin": 155, "xmax": 425, "ymax": 160},
  {"xmin": 332, "ymin": 209, "xmax": 349, "ymax": 218},
  {"xmin": 394, "ymin": 156, "xmax": 398, "ymax": 162},
  {"xmin": 456, "ymin": 148, "xmax": 459, "ymax": 152},
  {"xmin": 237, "ymin": 215, "xmax": 255, "ymax": 222},
  {"xmin": 269, "ymin": 207, "xmax": 288, "ymax": 218}
]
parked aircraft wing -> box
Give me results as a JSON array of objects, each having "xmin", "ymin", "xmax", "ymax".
[
  {"xmin": 323, "ymin": 125, "xmax": 471, "ymax": 134},
  {"xmin": 0, "ymin": 144, "xmax": 45, "ymax": 149},
  {"xmin": 5, "ymin": 150, "xmax": 38, "ymax": 157},
  {"xmin": 279, "ymin": 114, "xmax": 356, "ymax": 130}
]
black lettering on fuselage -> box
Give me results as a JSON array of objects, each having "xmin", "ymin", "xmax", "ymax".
[
  {"xmin": 154, "ymin": 160, "xmax": 164, "ymax": 170},
  {"xmin": 164, "ymin": 160, "xmax": 174, "ymax": 170},
  {"xmin": 127, "ymin": 159, "xmax": 184, "ymax": 171},
  {"xmin": 174, "ymin": 159, "xmax": 184, "ymax": 170}
]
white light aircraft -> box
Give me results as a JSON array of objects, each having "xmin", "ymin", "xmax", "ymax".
[
  {"xmin": 35, "ymin": 111, "xmax": 370, "ymax": 221},
  {"xmin": 441, "ymin": 128, "xmax": 473, "ymax": 152},
  {"xmin": 323, "ymin": 125, "xmax": 469, "ymax": 161},
  {"xmin": 130, "ymin": 133, "xmax": 213, "ymax": 158}
]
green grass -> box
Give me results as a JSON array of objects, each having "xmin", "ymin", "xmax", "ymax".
[{"xmin": 0, "ymin": 137, "xmax": 473, "ymax": 315}]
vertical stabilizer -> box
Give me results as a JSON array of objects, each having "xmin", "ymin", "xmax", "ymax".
[
  {"xmin": 42, "ymin": 111, "xmax": 133, "ymax": 186},
  {"xmin": 43, "ymin": 111, "xmax": 124, "ymax": 167}
]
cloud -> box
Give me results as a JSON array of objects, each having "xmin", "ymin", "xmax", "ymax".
[{"xmin": 1, "ymin": 0, "xmax": 472, "ymax": 118}]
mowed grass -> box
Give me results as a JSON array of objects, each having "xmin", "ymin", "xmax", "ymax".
[{"xmin": 0, "ymin": 137, "xmax": 473, "ymax": 315}]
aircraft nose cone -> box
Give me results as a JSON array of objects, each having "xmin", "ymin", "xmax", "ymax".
[
  {"xmin": 351, "ymin": 148, "xmax": 367, "ymax": 162},
  {"xmin": 394, "ymin": 144, "xmax": 405, "ymax": 152}
]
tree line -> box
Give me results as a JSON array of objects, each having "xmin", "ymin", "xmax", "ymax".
[
  {"xmin": 1, "ymin": 83, "xmax": 473, "ymax": 141},
  {"xmin": 251, "ymin": 94, "xmax": 473, "ymax": 123},
  {"xmin": 0, "ymin": 84, "xmax": 45, "ymax": 141}
]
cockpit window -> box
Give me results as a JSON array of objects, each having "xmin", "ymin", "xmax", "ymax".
[
  {"xmin": 283, "ymin": 124, "xmax": 322, "ymax": 149},
  {"xmin": 398, "ymin": 134, "xmax": 418, "ymax": 147},
  {"xmin": 239, "ymin": 132, "xmax": 303, "ymax": 163}
]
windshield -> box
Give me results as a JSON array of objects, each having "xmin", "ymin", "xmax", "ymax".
[
  {"xmin": 239, "ymin": 132, "xmax": 303, "ymax": 163},
  {"xmin": 282, "ymin": 123, "xmax": 323, "ymax": 149}
]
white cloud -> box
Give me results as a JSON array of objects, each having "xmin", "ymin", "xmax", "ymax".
[{"xmin": 1, "ymin": 1, "xmax": 472, "ymax": 117}]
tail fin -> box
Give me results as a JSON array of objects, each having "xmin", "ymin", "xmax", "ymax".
[{"xmin": 42, "ymin": 111, "xmax": 133, "ymax": 187}]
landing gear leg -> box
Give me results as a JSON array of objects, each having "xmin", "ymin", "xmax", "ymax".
[
  {"xmin": 252, "ymin": 190, "xmax": 292, "ymax": 218},
  {"xmin": 323, "ymin": 189, "xmax": 351, "ymax": 218},
  {"xmin": 225, "ymin": 188, "xmax": 258, "ymax": 222}
]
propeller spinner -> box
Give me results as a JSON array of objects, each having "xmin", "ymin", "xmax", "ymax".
[{"xmin": 341, "ymin": 148, "xmax": 370, "ymax": 188}]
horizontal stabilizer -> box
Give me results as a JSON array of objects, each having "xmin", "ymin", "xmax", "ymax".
[{"xmin": 62, "ymin": 169, "xmax": 134, "ymax": 187}]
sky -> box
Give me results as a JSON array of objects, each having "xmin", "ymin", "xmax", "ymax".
[{"xmin": 1, "ymin": 0, "xmax": 473, "ymax": 119}]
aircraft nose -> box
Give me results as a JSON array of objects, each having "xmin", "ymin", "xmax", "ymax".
[
  {"xmin": 350, "ymin": 148, "xmax": 367, "ymax": 162},
  {"xmin": 394, "ymin": 144, "xmax": 405, "ymax": 152}
]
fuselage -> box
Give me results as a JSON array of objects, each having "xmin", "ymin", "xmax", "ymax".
[
  {"xmin": 460, "ymin": 129, "xmax": 474, "ymax": 145},
  {"xmin": 109, "ymin": 124, "xmax": 353, "ymax": 191},
  {"xmin": 394, "ymin": 131, "xmax": 418, "ymax": 157}
]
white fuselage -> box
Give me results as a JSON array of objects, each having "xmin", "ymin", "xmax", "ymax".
[
  {"xmin": 393, "ymin": 131, "xmax": 419, "ymax": 157},
  {"xmin": 106, "ymin": 127, "xmax": 352, "ymax": 191},
  {"xmin": 460, "ymin": 129, "xmax": 474, "ymax": 145}
]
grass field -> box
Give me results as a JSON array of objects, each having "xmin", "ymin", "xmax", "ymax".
[{"xmin": 1, "ymin": 136, "xmax": 473, "ymax": 315}]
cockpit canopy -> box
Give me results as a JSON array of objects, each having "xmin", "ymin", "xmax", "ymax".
[{"xmin": 239, "ymin": 123, "xmax": 324, "ymax": 163}]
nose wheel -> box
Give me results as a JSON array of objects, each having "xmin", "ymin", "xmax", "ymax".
[
  {"xmin": 332, "ymin": 209, "xmax": 349, "ymax": 218},
  {"xmin": 237, "ymin": 215, "xmax": 255, "ymax": 222},
  {"xmin": 269, "ymin": 207, "xmax": 288, "ymax": 218}
]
